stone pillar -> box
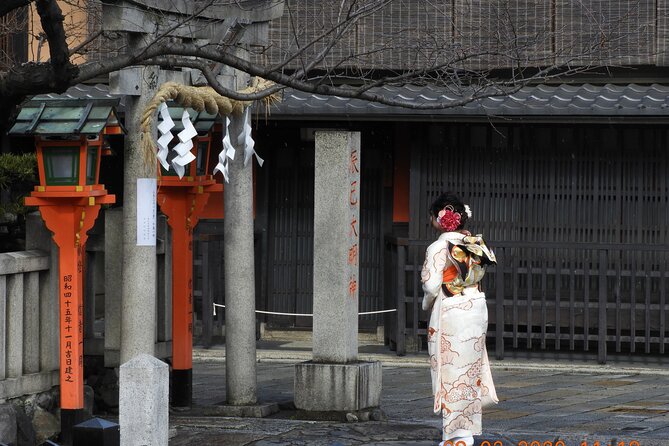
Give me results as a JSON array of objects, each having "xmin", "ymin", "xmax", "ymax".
[
  {"xmin": 6, "ymin": 267, "xmax": 24, "ymax": 378},
  {"xmin": 313, "ymin": 132, "xmax": 360, "ymax": 363},
  {"xmin": 119, "ymin": 50, "xmax": 159, "ymax": 364},
  {"xmin": 104, "ymin": 208, "xmax": 123, "ymax": 367},
  {"xmin": 294, "ymin": 131, "xmax": 382, "ymax": 415},
  {"xmin": 224, "ymin": 114, "xmax": 257, "ymax": 405},
  {"xmin": 312, "ymin": 131, "xmax": 360, "ymax": 363},
  {"xmin": 119, "ymin": 354, "xmax": 168, "ymax": 446},
  {"xmin": 26, "ymin": 213, "xmax": 59, "ymax": 372},
  {"xmin": 113, "ymin": 34, "xmax": 164, "ymax": 445}
]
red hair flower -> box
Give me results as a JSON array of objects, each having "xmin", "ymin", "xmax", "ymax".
[{"xmin": 437, "ymin": 206, "xmax": 461, "ymax": 232}]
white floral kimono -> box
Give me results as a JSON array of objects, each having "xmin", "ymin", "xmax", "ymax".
[{"xmin": 421, "ymin": 231, "xmax": 499, "ymax": 441}]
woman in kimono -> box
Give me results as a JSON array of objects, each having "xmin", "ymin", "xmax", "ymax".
[{"xmin": 421, "ymin": 193, "xmax": 498, "ymax": 446}]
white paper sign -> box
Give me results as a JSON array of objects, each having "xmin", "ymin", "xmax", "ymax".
[{"xmin": 136, "ymin": 178, "xmax": 157, "ymax": 246}]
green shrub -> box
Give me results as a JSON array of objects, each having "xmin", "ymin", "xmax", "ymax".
[{"xmin": 0, "ymin": 152, "xmax": 37, "ymax": 215}]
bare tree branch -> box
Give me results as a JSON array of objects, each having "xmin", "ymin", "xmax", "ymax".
[
  {"xmin": 77, "ymin": 39, "xmax": 603, "ymax": 110},
  {"xmin": 69, "ymin": 29, "xmax": 104, "ymax": 56},
  {"xmin": 0, "ymin": 0, "xmax": 33, "ymax": 18},
  {"xmin": 151, "ymin": 55, "xmax": 285, "ymax": 100},
  {"xmin": 35, "ymin": 0, "xmax": 78, "ymax": 89},
  {"xmin": 0, "ymin": 0, "xmax": 662, "ymax": 131}
]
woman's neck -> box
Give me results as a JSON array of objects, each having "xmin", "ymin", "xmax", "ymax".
[{"xmin": 439, "ymin": 231, "xmax": 466, "ymax": 240}]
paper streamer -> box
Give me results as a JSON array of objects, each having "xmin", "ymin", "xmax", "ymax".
[
  {"xmin": 213, "ymin": 117, "xmax": 236, "ymax": 183},
  {"xmin": 172, "ymin": 163, "xmax": 185, "ymax": 179},
  {"xmin": 212, "ymin": 107, "xmax": 264, "ymax": 182},
  {"xmin": 170, "ymin": 110, "xmax": 198, "ymax": 179},
  {"xmin": 241, "ymin": 107, "xmax": 264, "ymax": 167},
  {"xmin": 222, "ymin": 117, "xmax": 235, "ymax": 160},
  {"xmin": 156, "ymin": 103, "xmax": 174, "ymax": 170},
  {"xmin": 178, "ymin": 110, "xmax": 198, "ymax": 143}
]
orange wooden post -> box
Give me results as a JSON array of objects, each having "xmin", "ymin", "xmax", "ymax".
[
  {"xmin": 157, "ymin": 177, "xmax": 222, "ymax": 407},
  {"xmin": 26, "ymin": 189, "xmax": 114, "ymax": 440},
  {"xmin": 9, "ymin": 97, "xmax": 123, "ymax": 444}
]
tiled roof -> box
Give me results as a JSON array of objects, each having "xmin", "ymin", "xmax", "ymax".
[
  {"xmin": 9, "ymin": 84, "xmax": 123, "ymax": 136},
  {"xmin": 268, "ymin": 84, "xmax": 669, "ymax": 119},
  {"xmin": 28, "ymin": 84, "xmax": 123, "ymax": 107}
]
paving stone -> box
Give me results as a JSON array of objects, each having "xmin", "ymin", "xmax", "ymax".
[
  {"xmin": 484, "ymin": 410, "xmax": 533, "ymax": 421},
  {"xmin": 520, "ymin": 411, "xmax": 613, "ymax": 431},
  {"xmin": 627, "ymin": 400, "xmax": 669, "ymax": 407},
  {"xmin": 521, "ymin": 388, "xmax": 583, "ymax": 402},
  {"xmin": 169, "ymin": 353, "xmax": 669, "ymax": 445}
]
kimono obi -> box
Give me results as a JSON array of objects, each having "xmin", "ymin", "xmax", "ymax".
[{"xmin": 441, "ymin": 235, "xmax": 497, "ymax": 297}]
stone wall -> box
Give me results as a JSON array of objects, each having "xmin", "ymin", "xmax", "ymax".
[{"xmin": 0, "ymin": 387, "xmax": 60, "ymax": 445}]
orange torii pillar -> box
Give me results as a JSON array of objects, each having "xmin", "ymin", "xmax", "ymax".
[
  {"xmin": 26, "ymin": 189, "xmax": 115, "ymax": 440},
  {"xmin": 157, "ymin": 177, "xmax": 222, "ymax": 407}
]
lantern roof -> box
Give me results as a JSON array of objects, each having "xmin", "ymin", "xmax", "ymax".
[
  {"xmin": 158, "ymin": 103, "xmax": 218, "ymax": 133},
  {"xmin": 8, "ymin": 84, "xmax": 123, "ymax": 136}
]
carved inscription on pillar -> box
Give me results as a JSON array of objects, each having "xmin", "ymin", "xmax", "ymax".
[{"xmin": 348, "ymin": 145, "xmax": 360, "ymax": 299}]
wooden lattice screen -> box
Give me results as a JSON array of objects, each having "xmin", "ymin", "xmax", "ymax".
[
  {"xmin": 554, "ymin": 0, "xmax": 656, "ymax": 66},
  {"xmin": 261, "ymin": 0, "xmax": 668, "ymax": 70},
  {"xmin": 410, "ymin": 123, "xmax": 669, "ymax": 357}
]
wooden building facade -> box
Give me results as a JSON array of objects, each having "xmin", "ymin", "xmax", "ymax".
[{"xmin": 245, "ymin": 83, "xmax": 669, "ymax": 362}]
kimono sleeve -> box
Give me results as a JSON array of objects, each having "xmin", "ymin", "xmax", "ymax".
[{"xmin": 421, "ymin": 239, "xmax": 449, "ymax": 311}]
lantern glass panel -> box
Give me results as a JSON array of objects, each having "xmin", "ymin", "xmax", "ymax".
[
  {"xmin": 43, "ymin": 146, "xmax": 79, "ymax": 185},
  {"xmin": 86, "ymin": 146, "xmax": 99, "ymax": 185},
  {"xmin": 196, "ymin": 140, "xmax": 209, "ymax": 176}
]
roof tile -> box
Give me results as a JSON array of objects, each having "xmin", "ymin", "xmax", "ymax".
[{"xmin": 268, "ymin": 83, "xmax": 669, "ymax": 117}]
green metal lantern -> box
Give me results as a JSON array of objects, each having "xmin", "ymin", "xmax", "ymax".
[
  {"xmin": 36, "ymin": 136, "xmax": 103, "ymax": 187},
  {"xmin": 9, "ymin": 95, "xmax": 123, "ymax": 189}
]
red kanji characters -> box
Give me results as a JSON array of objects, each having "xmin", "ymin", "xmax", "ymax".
[{"xmin": 348, "ymin": 244, "xmax": 358, "ymax": 266}]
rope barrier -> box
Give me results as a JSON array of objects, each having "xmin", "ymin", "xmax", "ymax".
[{"xmin": 212, "ymin": 303, "xmax": 396, "ymax": 317}]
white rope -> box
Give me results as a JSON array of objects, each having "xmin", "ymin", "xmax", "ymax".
[
  {"xmin": 358, "ymin": 309, "xmax": 397, "ymax": 315},
  {"xmin": 212, "ymin": 303, "xmax": 396, "ymax": 317}
]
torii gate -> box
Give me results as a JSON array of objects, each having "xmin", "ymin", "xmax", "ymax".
[
  {"xmin": 101, "ymin": 1, "xmax": 284, "ymax": 442},
  {"xmin": 140, "ymin": 80, "xmax": 276, "ymax": 407}
]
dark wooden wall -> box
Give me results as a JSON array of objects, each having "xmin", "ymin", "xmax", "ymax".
[
  {"xmin": 253, "ymin": 122, "xmax": 392, "ymax": 330},
  {"xmin": 415, "ymin": 123, "xmax": 669, "ymax": 246},
  {"xmin": 407, "ymin": 122, "xmax": 669, "ymax": 356}
]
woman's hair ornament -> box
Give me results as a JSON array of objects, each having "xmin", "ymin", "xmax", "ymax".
[{"xmin": 437, "ymin": 205, "xmax": 462, "ymax": 232}]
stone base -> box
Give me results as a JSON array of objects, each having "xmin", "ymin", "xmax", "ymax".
[
  {"xmin": 119, "ymin": 355, "xmax": 169, "ymax": 446},
  {"xmin": 173, "ymin": 403, "xmax": 279, "ymax": 418},
  {"xmin": 294, "ymin": 361, "xmax": 382, "ymax": 412}
]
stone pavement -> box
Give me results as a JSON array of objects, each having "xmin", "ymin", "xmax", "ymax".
[{"xmin": 168, "ymin": 343, "xmax": 669, "ymax": 445}]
